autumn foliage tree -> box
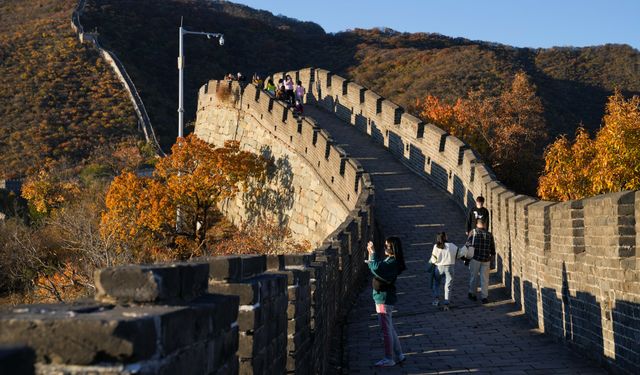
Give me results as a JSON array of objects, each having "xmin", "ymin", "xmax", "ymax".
[
  {"xmin": 538, "ymin": 92, "xmax": 640, "ymax": 201},
  {"xmin": 417, "ymin": 72, "xmax": 547, "ymax": 194},
  {"xmin": 21, "ymin": 167, "xmax": 80, "ymax": 216},
  {"xmin": 101, "ymin": 135, "xmax": 268, "ymax": 260}
]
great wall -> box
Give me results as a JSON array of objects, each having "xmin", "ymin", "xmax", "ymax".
[
  {"xmin": 0, "ymin": 65, "xmax": 639, "ymax": 374},
  {"xmin": 70, "ymin": 0, "xmax": 164, "ymax": 155}
]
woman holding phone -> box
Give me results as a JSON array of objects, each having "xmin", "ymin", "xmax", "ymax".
[{"xmin": 367, "ymin": 236, "xmax": 407, "ymax": 367}]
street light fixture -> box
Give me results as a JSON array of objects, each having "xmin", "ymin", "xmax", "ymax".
[
  {"xmin": 177, "ymin": 23, "xmax": 224, "ymax": 139},
  {"xmin": 176, "ymin": 21, "xmax": 224, "ymax": 232}
]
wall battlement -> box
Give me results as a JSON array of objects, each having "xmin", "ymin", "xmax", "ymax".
[{"xmin": 265, "ymin": 67, "xmax": 639, "ymax": 374}]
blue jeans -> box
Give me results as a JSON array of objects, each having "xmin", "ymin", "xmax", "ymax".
[
  {"xmin": 432, "ymin": 265, "xmax": 455, "ymax": 303},
  {"xmin": 469, "ymin": 259, "xmax": 490, "ymax": 299}
]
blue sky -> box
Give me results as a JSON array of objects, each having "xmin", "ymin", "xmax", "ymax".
[{"xmin": 233, "ymin": 0, "xmax": 640, "ymax": 50}]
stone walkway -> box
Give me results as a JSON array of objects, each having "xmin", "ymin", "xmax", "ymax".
[{"xmin": 304, "ymin": 106, "xmax": 606, "ymax": 374}]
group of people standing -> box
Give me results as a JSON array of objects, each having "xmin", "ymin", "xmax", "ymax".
[
  {"xmin": 264, "ymin": 74, "xmax": 306, "ymax": 114},
  {"xmin": 367, "ymin": 195, "xmax": 495, "ymax": 367},
  {"xmin": 225, "ymin": 72, "xmax": 307, "ymax": 114}
]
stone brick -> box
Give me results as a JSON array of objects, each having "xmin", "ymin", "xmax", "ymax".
[
  {"xmin": 209, "ymin": 280, "xmax": 260, "ymax": 305},
  {"xmin": 0, "ymin": 304, "xmax": 163, "ymax": 365},
  {"xmin": 95, "ymin": 262, "xmax": 208, "ymax": 304},
  {"xmin": 199, "ymin": 256, "xmax": 242, "ymax": 282},
  {"xmin": 240, "ymin": 255, "xmax": 267, "ymax": 279}
]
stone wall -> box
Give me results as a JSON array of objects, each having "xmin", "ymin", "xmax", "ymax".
[
  {"xmin": 267, "ymin": 67, "xmax": 638, "ymax": 374},
  {"xmin": 0, "ymin": 72, "xmax": 375, "ymax": 374},
  {"xmin": 195, "ymin": 82, "xmax": 351, "ymax": 247},
  {"xmin": 0, "ymin": 231, "xmax": 374, "ymax": 374}
]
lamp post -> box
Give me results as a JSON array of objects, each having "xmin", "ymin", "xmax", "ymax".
[
  {"xmin": 176, "ymin": 23, "xmax": 224, "ymax": 232},
  {"xmin": 178, "ymin": 25, "xmax": 224, "ymax": 138}
]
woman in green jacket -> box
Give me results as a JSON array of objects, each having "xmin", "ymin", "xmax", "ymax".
[{"xmin": 367, "ymin": 236, "xmax": 406, "ymax": 367}]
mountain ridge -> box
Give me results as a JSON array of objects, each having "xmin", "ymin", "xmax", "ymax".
[{"xmin": 1, "ymin": 0, "xmax": 639, "ymax": 182}]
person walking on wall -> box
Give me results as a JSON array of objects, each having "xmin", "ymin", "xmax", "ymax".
[
  {"xmin": 284, "ymin": 74, "xmax": 295, "ymax": 106},
  {"xmin": 466, "ymin": 196, "xmax": 490, "ymax": 236},
  {"xmin": 295, "ymin": 80, "xmax": 306, "ymax": 105},
  {"xmin": 430, "ymin": 232, "xmax": 458, "ymax": 308},
  {"xmin": 367, "ymin": 237, "xmax": 407, "ymax": 367},
  {"xmin": 467, "ymin": 217, "xmax": 495, "ymax": 304}
]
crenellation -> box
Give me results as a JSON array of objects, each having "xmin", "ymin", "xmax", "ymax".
[
  {"xmin": 346, "ymin": 82, "xmax": 366, "ymax": 106},
  {"xmin": 380, "ymin": 100, "xmax": 403, "ymax": 125},
  {"xmin": 362, "ymin": 90, "xmax": 383, "ymax": 118},
  {"xmin": 399, "ymin": 113, "xmax": 424, "ymax": 139}
]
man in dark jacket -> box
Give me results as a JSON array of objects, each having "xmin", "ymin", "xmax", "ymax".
[
  {"xmin": 466, "ymin": 217, "xmax": 495, "ymax": 304},
  {"xmin": 466, "ymin": 196, "xmax": 490, "ymax": 235}
]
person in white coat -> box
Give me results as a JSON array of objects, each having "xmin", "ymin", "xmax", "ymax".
[{"xmin": 430, "ymin": 232, "xmax": 458, "ymax": 307}]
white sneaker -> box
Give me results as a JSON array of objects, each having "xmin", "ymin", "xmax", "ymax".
[
  {"xmin": 374, "ymin": 358, "xmax": 396, "ymax": 367},
  {"xmin": 432, "ymin": 299, "xmax": 440, "ymax": 306},
  {"xmin": 396, "ymin": 354, "xmax": 406, "ymax": 363}
]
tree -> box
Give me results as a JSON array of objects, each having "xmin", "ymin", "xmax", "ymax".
[
  {"xmin": 101, "ymin": 135, "xmax": 268, "ymax": 259},
  {"xmin": 417, "ymin": 72, "xmax": 547, "ymax": 194},
  {"xmin": 591, "ymin": 91, "xmax": 640, "ymax": 195},
  {"xmin": 21, "ymin": 167, "xmax": 80, "ymax": 216},
  {"xmin": 537, "ymin": 128, "xmax": 596, "ymax": 201},
  {"xmin": 538, "ymin": 91, "xmax": 640, "ymax": 201}
]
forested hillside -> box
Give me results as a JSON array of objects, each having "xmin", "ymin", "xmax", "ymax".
[
  {"xmin": 82, "ymin": 0, "xmax": 640, "ymax": 147},
  {"xmin": 0, "ymin": 0, "xmax": 138, "ymax": 178},
  {"xmin": 2, "ymin": 0, "xmax": 639, "ymax": 183}
]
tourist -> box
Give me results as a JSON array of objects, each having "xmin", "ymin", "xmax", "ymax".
[
  {"xmin": 367, "ymin": 237, "xmax": 406, "ymax": 367},
  {"xmin": 430, "ymin": 232, "xmax": 458, "ymax": 308},
  {"xmin": 293, "ymin": 99, "xmax": 304, "ymax": 116},
  {"xmin": 466, "ymin": 196, "xmax": 489, "ymax": 236},
  {"xmin": 276, "ymin": 78, "xmax": 286, "ymax": 100},
  {"xmin": 252, "ymin": 73, "xmax": 263, "ymax": 88},
  {"xmin": 467, "ymin": 217, "xmax": 495, "ymax": 304},
  {"xmin": 265, "ymin": 79, "xmax": 276, "ymax": 96},
  {"xmin": 295, "ymin": 80, "xmax": 306, "ymax": 104},
  {"xmin": 284, "ymin": 75, "xmax": 295, "ymax": 105}
]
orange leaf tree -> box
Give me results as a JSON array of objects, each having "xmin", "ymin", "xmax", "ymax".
[
  {"xmin": 538, "ymin": 91, "xmax": 640, "ymax": 201},
  {"xmin": 101, "ymin": 134, "xmax": 268, "ymax": 259},
  {"xmin": 417, "ymin": 72, "xmax": 547, "ymax": 194},
  {"xmin": 591, "ymin": 91, "xmax": 640, "ymax": 195},
  {"xmin": 22, "ymin": 167, "xmax": 80, "ymax": 216},
  {"xmin": 537, "ymin": 128, "xmax": 596, "ymax": 201}
]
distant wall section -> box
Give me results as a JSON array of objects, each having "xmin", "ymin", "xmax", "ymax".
[
  {"xmin": 195, "ymin": 81, "xmax": 366, "ymax": 248},
  {"xmin": 71, "ymin": 0, "xmax": 163, "ymax": 155}
]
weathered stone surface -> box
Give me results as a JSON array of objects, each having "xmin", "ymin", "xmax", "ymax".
[
  {"xmin": 0, "ymin": 305, "xmax": 161, "ymax": 365},
  {"xmin": 209, "ymin": 280, "xmax": 260, "ymax": 305},
  {"xmin": 95, "ymin": 263, "xmax": 208, "ymax": 304},
  {"xmin": 240, "ymin": 255, "xmax": 266, "ymax": 280},
  {"xmin": 199, "ymin": 256, "xmax": 242, "ymax": 282}
]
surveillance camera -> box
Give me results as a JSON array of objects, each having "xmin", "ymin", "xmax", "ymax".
[{"xmin": 219, "ymin": 36, "xmax": 224, "ymax": 46}]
